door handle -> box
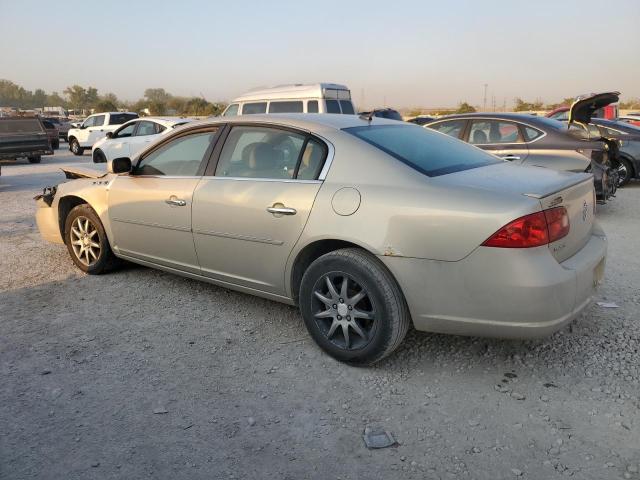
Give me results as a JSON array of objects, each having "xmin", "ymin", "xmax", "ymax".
[
  {"xmin": 267, "ymin": 205, "xmax": 297, "ymax": 216},
  {"xmin": 501, "ymin": 155, "xmax": 521, "ymax": 161},
  {"xmin": 165, "ymin": 197, "xmax": 186, "ymax": 207}
]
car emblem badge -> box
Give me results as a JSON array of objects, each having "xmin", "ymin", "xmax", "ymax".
[{"xmin": 582, "ymin": 201, "xmax": 588, "ymax": 221}]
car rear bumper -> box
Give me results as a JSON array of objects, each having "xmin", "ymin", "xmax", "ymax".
[
  {"xmin": 380, "ymin": 223, "xmax": 607, "ymax": 339},
  {"xmin": 35, "ymin": 198, "xmax": 64, "ymax": 244}
]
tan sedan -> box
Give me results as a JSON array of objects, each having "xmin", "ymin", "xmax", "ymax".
[{"xmin": 35, "ymin": 114, "xmax": 607, "ymax": 364}]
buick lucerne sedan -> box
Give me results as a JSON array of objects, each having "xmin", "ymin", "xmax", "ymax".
[{"xmin": 35, "ymin": 114, "xmax": 607, "ymax": 365}]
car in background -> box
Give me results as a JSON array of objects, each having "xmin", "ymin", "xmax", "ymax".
[
  {"xmin": 41, "ymin": 119, "xmax": 60, "ymax": 149},
  {"xmin": 589, "ymin": 118, "xmax": 640, "ymax": 186},
  {"xmin": 407, "ymin": 115, "xmax": 434, "ymax": 126},
  {"xmin": 42, "ymin": 117, "xmax": 72, "ymax": 141},
  {"xmin": 91, "ymin": 117, "xmax": 193, "ymax": 163},
  {"xmin": 34, "ymin": 114, "xmax": 606, "ymax": 365},
  {"xmin": 222, "ymin": 83, "xmax": 356, "ymax": 116},
  {"xmin": 67, "ymin": 112, "xmax": 138, "ymax": 155},
  {"xmin": 0, "ymin": 116, "xmax": 53, "ymax": 174},
  {"xmin": 617, "ymin": 114, "xmax": 640, "ymax": 127},
  {"xmin": 358, "ymin": 108, "xmax": 403, "ymax": 121},
  {"xmin": 425, "ymin": 113, "xmax": 617, "ymax": 202}
]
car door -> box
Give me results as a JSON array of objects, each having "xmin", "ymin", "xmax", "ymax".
[
  {"xmin": 84, "ymin": 114, "xmax": 106, "ymax": 146},
  {"xmin": 127, "ymin": 120, "xmax": 164, "ymax": 157},
  {"xmin": 191, "ymin": 125, "xmax": 328, "ymax": 295},
  {"xmin": 108, "ymin": 127, "xmax": 220, "ymax": 273},
  {"xmin": 466, "ymin": 119, "xmax": 528, "ymax": 163},
  {"xmin": 76, "ymin": 115, "xmax": 96, "ymax": 145},
  {"xmin": 103, "ymin": 121, "xmax": 138, "ymax": 159}
]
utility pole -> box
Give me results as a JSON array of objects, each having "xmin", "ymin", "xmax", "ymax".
[{"xmin": 483, "ymin": 83, "xmax": 488, "ymax": 111}]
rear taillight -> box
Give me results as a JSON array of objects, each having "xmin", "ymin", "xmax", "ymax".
[{"xmin": 482, "ymin": 207, "xmax": 569, "ymax": 248}]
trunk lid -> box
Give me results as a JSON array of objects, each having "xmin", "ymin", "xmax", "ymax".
[
  {"xmin": 539, "ymin": 176, "xmax": 595, "ymax": 262},
  {"xmin": 569, "ymin": 92, "xmax": 619, "ymax": 126}
]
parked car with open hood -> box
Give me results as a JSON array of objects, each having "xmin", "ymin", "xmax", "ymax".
[
  {"xmin": 425, "ymin": 112, "xmax": 618, "ymax": 202},
  {"xmin": 91, "ymin": 117, "xmax": 193, "ymax": 163},
  {"xmin": 222, "ymin": 83, "xmax": 356, "ymax": 116},
  {"xmin": 34, "ymin": 114, "xmax": 606, "ymax": 365},
  {"xmin": 67, "ymin": 112, "xmax": 138, "ymax": 155},
  {"xmin": 0, "ymin": 116, "xmax": 53, "ymax": 174}
]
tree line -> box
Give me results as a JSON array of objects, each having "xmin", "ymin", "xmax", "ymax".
[{"xmin": 0, "ymin": 79, "xmax": 227, "ymax": 116}]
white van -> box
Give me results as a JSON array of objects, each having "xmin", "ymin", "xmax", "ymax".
[{"xmin": 222, "ymin": 83, "xmax": 356, "ymax": 116}]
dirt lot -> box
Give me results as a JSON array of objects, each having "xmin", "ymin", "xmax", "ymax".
[{"xmin": 1, "ymin": 149, "xmax": 639, "ymax": 480}]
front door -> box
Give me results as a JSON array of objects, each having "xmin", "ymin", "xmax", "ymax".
[
  {"xmin": 466, "ymin": 119, "xmax": 528, "ymax": 164},
  {"xmin": 192, "ymin": 125, "xmax": 328, "ymax": 295},
  {"xmin": 108, "ymin": 128, "xmax": 220, "ymax": 273},
  {"xmin": 85, "ymin": 114, "xmax": 107, "ymax": 146}
]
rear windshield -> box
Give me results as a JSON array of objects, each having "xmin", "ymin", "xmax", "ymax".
[
  {"xmin": 344, "ymin": 124, "xmax": 499, "ymax": 177},
  {"xmin": 109, "ymin": 113, "xmax": 138, "ymax": 125},
  {"xmin": 0, "ymin": 118, "xmax": 44, "ymax": 134}
]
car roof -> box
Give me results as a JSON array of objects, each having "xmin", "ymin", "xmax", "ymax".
[
  {"xmin": 191, "ymin": 113, "xmax": 405, "ymax": 132},
  {"xmin": 132, "ymin": 116, "xmax": 192, "ymax": 126},
  {"xmin": 231, "ymin": 83, "xmax": 351, "ymax": 102}
]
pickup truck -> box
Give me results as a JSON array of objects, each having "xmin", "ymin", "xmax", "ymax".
[
  {"xmin": 0, "ymin": 117, "xmax": 53, "ymax": 175},
  {"xmin": 67, "ymin": 111, "xmax": 138, "ymax": 155}
]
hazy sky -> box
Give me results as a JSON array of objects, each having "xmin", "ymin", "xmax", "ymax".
[{"xmin": 1, "ymin": 0, "xmax": 639, "ymax": 109}]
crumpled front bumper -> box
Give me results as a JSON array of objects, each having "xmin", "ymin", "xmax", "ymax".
[{"xmin": 35, "ymin": 196, "xmax": 63, "ymax": 244}]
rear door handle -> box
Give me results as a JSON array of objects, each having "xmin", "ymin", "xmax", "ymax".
[
  {"xmin": 267, "ymin": 205, "xmax": 297, "ymax": 215},
  {"xmin": 165, "ymin": 197, "xmax": 186, "ymax": 207},
  {"xmin": 501, "ymin": 155, "xmax": 520, "ymax": 161}
]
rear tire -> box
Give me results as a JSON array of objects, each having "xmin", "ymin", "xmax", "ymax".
[
  {"xmin": 27, "ymin": 155, "xmax": 41, "ymax": 164},
  {"xmin": 299, "ymin": 248, "xmax": 410, "ymax": 365},
  {"xmin": 69, "ymin": 138, "xmax": 84, "ymax": 156},
  {"xmin": 64, "ymin": 204, "xmax": 119, "ymax": 274},
  {"xmin": 614, "ymin": 158, "xmax": 634, "ymax": 187},
  {"xmin": 93, "ymin": 149, "xmax": 107, "ymax": 163}
]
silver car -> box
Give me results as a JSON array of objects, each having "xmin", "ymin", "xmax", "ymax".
[{"xmin": 35, "ymin": 114, "xmax": 607, "ymax": 365}]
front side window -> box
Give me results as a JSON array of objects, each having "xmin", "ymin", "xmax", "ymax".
[
  {"xmin": 135, "ymin": 121, "xmax": 158, "ymax": 136},
  {"xmin": 82, "ymin": 116, "xmax": 97, "ymax": 128},
  {"xmin": 109, "ymin": 113, "xmax": 137, "ymax": 125},
  {"xmin": 242, "ymin": 102, "xmax": 267, "ymax": 115},
  {"xmin": 344, "ymin": 124, "xmax": 499, "ymax": 177},
  {"xmin": 307, "ymin": 100, "xmax": 319, "ymax": 113},
  {"xmin": 114, "ymin": 123, "xmax": 136, "ymax": 138},
  {"xmin": 215, "ymin": 126, "xmax": 311, "ymax": 179},
  {"xmin": 92, "ymin": 115, "xmax": 106, "ymax": 127},
  {"xmin": 326, "ymin": 100, "xmax": 341, "ymax": 114},
  {"xmin": 468, "ymin": 120, "xmax": 522, "ymax": 144},
  {"xmin": 268, "ymin": 101, "xmax": 304, "ymax": 113},
  {"xmin": 224, "ymin": 104, "xmax": 239, "ymax": 116},
  {"xmin": 134, "ymin": 130, "xmax": 217, "ymax": 176},
  {"xmin": 428, "ymin": 120, "xmax": 466, "ymax": 139},
  {"xmin": 339, "ymin": 100, "xmax": 355, "ymax": 114}
]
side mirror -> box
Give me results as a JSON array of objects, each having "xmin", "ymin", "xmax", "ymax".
[
  {"xmin": 108, "ymin": 157, "xmax": 132, "ymax": 174},
  {"xmin": 105, "ymin": 132, "xmax": 113, "ymax": 139}
]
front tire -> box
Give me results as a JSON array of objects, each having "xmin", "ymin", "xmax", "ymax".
[
  {"xmin": 69, "ymin": 138, "xmax": 84, "ymax": 156},
  {"xmin": 93, "ymin": 149, "xmax": 107, "ymax": 163},
  {"xmin": 614, "ymin": 158, "xmax": 634, "ymax": 187},
  {"xmin": 64, "ymin": 204, "xmax": 119, "ymax": 274},
  {"xmin": 27, "ymin": 155, "xmax": 41, "ymax": 164},
  {"xmin": 299, "ymin": 248, "xmax": 410, "ymax": 365}
]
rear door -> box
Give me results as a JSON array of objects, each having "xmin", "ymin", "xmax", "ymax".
[
  {"xmin": 108, "ymin": 127, "xmax": 220, "ymax": 273},
  {"xmin": 191, "ymin": 124, "xmax": 328, "ymax": 295},
  {"xmin": 466, "ymin": 119, "xmax": 528, "ymax": 163}
]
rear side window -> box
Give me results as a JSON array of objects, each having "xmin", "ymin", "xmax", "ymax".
[
  {"xmin": 268, "ymin": 101, "xmax": 304, "ymax": 113},
  {"xmin": 344, "ymin": 124, "xmax": 499, "ymax": 177},
  {"xmin": 0, "ymin": 119, "xmax": 43, "ymax": 133},
  {"xmin": 135, "ymin": 121, "xmax": 159, "ymax": 136},
  {"xmin": 109, "ymin": 113, "xmax": 138, "ymax": 125},
  {"xmin": 242, "ymin": 102, "xmax": 267, "ymax": 115},
  {"xmin": 429, "ymin": 120, "xmax": 466, "ymax": 139},
  {"xmin": 468, "ymin": 120, "xmax": 522, "ymax": 144},
  {"xmin": 523, "ymin": 126, "xmax": 543, "ymax": 141},
  {"xmin": 326, "ymin": 100, "xmax": 341, "ymax": 114},
  {"xmin": 339, "ymin": 101, "xmax": 355, "ymax": 114},
  {"xmin": 307, "ymin": 100, "xmax": 319, "ymax": 113}
]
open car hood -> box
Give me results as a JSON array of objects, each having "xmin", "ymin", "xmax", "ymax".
[
  {"xmin": 568, "ymin": 91, "xmax": 619, "ymax": 125},
  {"xmin": 60, "ymin": 165, "xmax": 108, "ymax": 179}
]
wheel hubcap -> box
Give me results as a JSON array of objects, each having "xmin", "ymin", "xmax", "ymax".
[
  {"xmin": 311, "ymin": 273, "xmax": 376, "ymax": 350},
  {"xmin": 70, "ymin": 216, "xmax": 100, "ymax": 266}
]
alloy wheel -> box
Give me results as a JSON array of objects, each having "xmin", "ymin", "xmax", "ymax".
[
  {"xmin": 311, "ymin": 273, "xmax": 376, "ymax": 350},
  {"xmin": 70, "ymin": 216, "xmax": 101, "ymax": 266}
]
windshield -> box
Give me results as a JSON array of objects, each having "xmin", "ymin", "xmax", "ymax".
[{"xmin": 344, "ymin": 124, "xmax": 499, "ymax": 177}]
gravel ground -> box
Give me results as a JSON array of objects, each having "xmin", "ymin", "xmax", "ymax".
[{"xmin": 1, "ymin": 149, "xmax": 639, "ymax": 480}]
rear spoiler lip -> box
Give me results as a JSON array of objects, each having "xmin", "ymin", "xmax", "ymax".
[{"xmin": 522, "ymin": 173, "xmax": 593, "ymax": 199}]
